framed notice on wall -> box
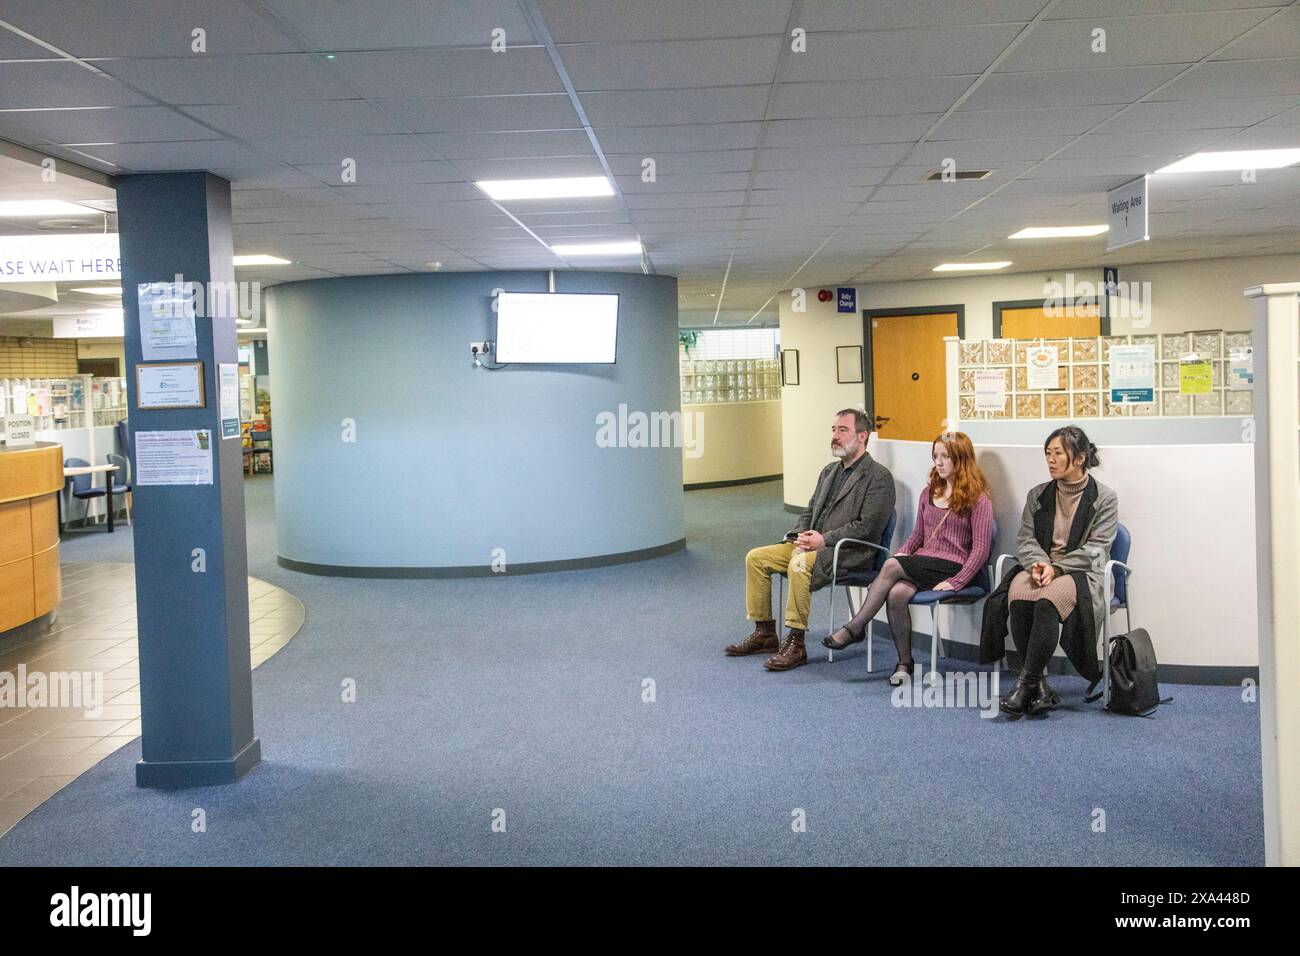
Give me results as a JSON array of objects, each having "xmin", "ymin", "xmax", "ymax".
[
  {"xmin": 137, "ymin": 361, "xmax": 205, "ymax": 409},
  {"xmin": 781, "ymin": 349, "xmax": 800, "ymax": 386},
  {"xmin": 836, "ymin": 345, "xmax": 863, "ymax": 383}
]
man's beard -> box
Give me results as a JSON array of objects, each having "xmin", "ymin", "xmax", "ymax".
[{"xmin": 832, "ymin": 436, "xmax": 859, "ymax": 459}]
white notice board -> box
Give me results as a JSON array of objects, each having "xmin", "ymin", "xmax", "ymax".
[{"xmin": 135, "ymin": 430, "xmax": 214, "ymax": 485}]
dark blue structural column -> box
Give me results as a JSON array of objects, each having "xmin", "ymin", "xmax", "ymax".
[{"xmin": 117, "ymin": 172, "xmax": 260, "ymax": 788}]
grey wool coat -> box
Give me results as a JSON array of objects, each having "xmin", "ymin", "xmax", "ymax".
[
  {"xmin": 790, "ymin": 453, "xmax": 896, "ymax": 591},
  {"xmin": 980, "ymin": 475, "xmax": 1119, "ymax": 682}
]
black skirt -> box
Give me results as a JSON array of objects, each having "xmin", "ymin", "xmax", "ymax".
[{"xmin": 893, "ymin": 555, "xmax": 962, "ymax": 591}]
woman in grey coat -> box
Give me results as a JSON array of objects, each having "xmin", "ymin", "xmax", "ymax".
[{"xmin": 979, "ymin": 425, "xmax": 1118, "ymax": 718}]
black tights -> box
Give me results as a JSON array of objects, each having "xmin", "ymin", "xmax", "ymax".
[
  {"xmin": 840, "ymin": 558, "xmax": 919, "ymax": 665},
  {"xmin": 1009, "ymin": 598, "xmax": 1063, "ymax": 677}
]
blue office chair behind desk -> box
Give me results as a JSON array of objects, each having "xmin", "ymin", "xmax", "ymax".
[
  {"xmin": 106, "ymin": 452, "xmax": 133, "ymax": 525},
  {"xmin": 64, "ymin": 456, "xmax": 106, "ymax": 526}
]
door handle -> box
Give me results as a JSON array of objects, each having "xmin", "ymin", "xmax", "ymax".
[{"xmin": 874, "ymin": 415, "xmax": 890, "ymax": 429}]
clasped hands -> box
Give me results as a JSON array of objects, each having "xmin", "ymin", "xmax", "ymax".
[{"xmin": 1029, "ymin": 561, "xmax": 1058, "ymax": 587}]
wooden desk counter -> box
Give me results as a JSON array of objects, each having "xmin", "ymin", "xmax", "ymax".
[{"xmin": 0, "ymin": 442, "xmax": 63, "ymax": 635}]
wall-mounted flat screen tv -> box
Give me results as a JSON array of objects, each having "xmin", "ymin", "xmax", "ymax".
[{"xmin": 494, "ymin": 292, "xmax": 619, "ymax": 364}]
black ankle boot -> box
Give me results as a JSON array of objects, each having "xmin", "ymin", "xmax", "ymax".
[
  {"xmin": 1000, "ymin": 675, "xmax": 1043, "ymax": 719},
  {"xmin": 1036, "ymin": 673, "xmax": 1062, "ymax": 711}
]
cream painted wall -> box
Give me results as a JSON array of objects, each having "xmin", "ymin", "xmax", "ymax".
[
  {"xmin": 780, "ymin": 253, "xmax": 1299, "ymax": 506},
  {"xmin": 682, "ymin": 400, "xmax": 782, "ymax": 485},
  {"xmin": 76, "ymin": 338, "xmax": 125, "ymax": 374}
]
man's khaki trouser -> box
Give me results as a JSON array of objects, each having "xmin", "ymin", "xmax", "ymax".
[{"xmin": 745, "ymin": 541, "xmax": 816, "ymax": 631}]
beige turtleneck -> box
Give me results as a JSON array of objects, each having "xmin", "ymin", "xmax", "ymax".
[{"xmin": 1050, "ymin": 474, "xmax": 1089, "ymax": 560}]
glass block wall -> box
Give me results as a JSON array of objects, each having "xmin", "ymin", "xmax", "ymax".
[
  {"xmin": 956, "ymin": 330, "xmax": 1253, "ymax": 421},
  {"xmin": 680, "ymin": 328, "xmax": 781, "ymax": 405}
]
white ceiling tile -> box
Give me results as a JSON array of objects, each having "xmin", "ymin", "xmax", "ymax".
[
  {"xmin": 292, "ymin": 160, "xmax": 463, "ymax": 186},
  {"xmin": 256, "ymin": 134, "xmax": 434, "ymax": 164},
  {"xmin": 326, "ymin": 48, "xmax": 564, "ymax": 98},
  {"xmin": 537, "ymin": 0, "xmax": 793, "ymax": 42},
  {"xmin": 377, "ymin": 95, "xmax": 580, "ymax": 133},
  {"xmin": 560, "ymin": 37, "xmax": 781, "ymax": 91},
  {"xmin": 1044, "ymin": 1, "xmax": 1288, "ymax": 18},
  {"xmin": 772, "ymin": 77, "xmax": 972, "ymax": 118},
  {"xmin": 962, "ymin": 66, "xmax": 1184, "ymax": 110},
  {"xmin": 1001, "ymin": 10, "xmax": 1274, "ymax": 71},
  {"xmin": 934, "ymin": 106, "xmax": 1123, "ymax": 139},
  {"xmin": 0, "ymin": 106, "xmax": 222, "ymax": 144},
  {"xmin": 785, "ymin": 24, "xmax": 1023, "ymax": 81},
  {"xmin": 0, "ymin": 0, "xmax": 300, "ymax": 57},
  {"xmin": 411, "ymin": 129, "xmax": 595, "ymax": 159},
  {"xmin": 800, "ymin": 0, "xmax": 1045, "ymax": 30},
  {"xmin": 581, "ymin": 87, "xmax": 770, "ymax": 126},
  {"xmin": 595, "ymin": 123, "xmax": 762, "ymax": 152},
  {"xmin": 606, "ymin": 150, "xmax": 753, "ymax": 174},
  {"xmin": 1149, "ymin": 58, "xmax": 1300, "ymax": 100},
  {"xmin": 1096, "ymin": 96, "xmax": 1300, "ymax": 132},
  {"xmin": 1211, "ymin": 6, "xmax": 1300, "ymax": 59},
  {"xmin": 756, "ymin": 144, "xmax": 913, "ymax": 169},
  {"xmin": 0, "ymin": 61, "xmax": 153, "ymax": 108},
  {"xmin": 263, "ymin": 0, "xmax": 536, "ymax": 50},
  {"xmin": 189, "ymin": 100, "xmax": 406, "ymax": 138},
  {"xmin": 99, "ymin": 54, "xmax": 358, "ymax": 104}
]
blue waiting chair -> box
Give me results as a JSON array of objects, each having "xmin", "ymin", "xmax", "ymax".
[
  {"xmin": 106, "ymin": 452, "xmax": 132, "ymax": 525},
  {"xmin": 774, "ymin": 512, "xmax": 897, "ymax": 655},
  {"xmin": 64, "ymin": 456, "xmax": 106, "ymax": 525},
  {"xmin": 828, "ymin": 517, "xmax": 997, "ymax": 677},
  {"xmin": 994, "ymin": 521, "xmax": 1133, "ymax": 704},
  {"xmin": 824, "ymin": 510, "xmax": 898, "ymax": 663}
]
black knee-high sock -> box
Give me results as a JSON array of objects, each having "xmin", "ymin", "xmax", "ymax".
[
  {"xmin": 1022, "ymin": 599, "xmax": 1063, "ymax": 676},
  {"xmin": 1008, "ymin": 600, "xmax": 1035, "ymax": 662}
]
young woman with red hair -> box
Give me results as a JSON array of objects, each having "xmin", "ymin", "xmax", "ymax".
[{"xmin": 824, "ymin": 431, "xmax": 994, "ymax": 686}]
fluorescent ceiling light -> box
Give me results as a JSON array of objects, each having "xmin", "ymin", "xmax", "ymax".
[
  {"xmin": 933, "ymin": 261, "xmax": 1011, "ymax": 272},
  {"xmin": 71, "ymin": 285, "xmax": 122, "ymax": 296},
  {"xmin": 550, "ymin": 240, "xmax": 642, "ymax": 257},
  {"xmin": 1009, "ymin": 225, "xmax": 1108, "ymax": 239},
  {"xmin": 233, "ymin": 254, "xmax": 291, "ymax": 266},
  {"xmin": 0, "ymin": 200, "xmax": 98, "ymax": 216},
  {"xmin": 475, "ymin": 177, "xmax": 614, "ymax": 201},
  {"xmin": 1154, "ymin": 149, "xmax": 1300, "ymax": 174}
]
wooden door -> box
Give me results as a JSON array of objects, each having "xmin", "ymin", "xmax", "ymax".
[
  {"xmin": 869, "ymin": 311, "xmax": 957, "ymax": 441},
  {"xmin": 1000, "ymin": 304, "xmax": 1100, "ymax": 339}
]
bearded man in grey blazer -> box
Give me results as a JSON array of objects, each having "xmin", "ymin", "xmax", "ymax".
[{"xmin": 725, "ymin": 408, "xmax": 896, "ymax": 671}]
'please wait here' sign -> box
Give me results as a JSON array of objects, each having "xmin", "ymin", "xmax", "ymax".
[{"xmin": 0, "ymin": 234, "xmax": 121, "ymax": 283}]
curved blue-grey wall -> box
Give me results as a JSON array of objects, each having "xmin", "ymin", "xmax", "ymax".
[{"xmin": 266, "ymin": 270, "xmax": 685, "ymax": 575}]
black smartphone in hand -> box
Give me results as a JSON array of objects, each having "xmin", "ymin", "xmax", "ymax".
[{"xmin": 784, "ymin": 531, "xmax": 800, "ymax": 542}]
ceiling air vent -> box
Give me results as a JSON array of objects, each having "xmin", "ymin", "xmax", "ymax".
[{"xmin": 923, "ymin": 168, "xmax": 994, "ymax": 182}]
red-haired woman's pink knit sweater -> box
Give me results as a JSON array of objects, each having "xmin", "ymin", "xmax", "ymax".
[{"xmin": 896, "ymin": 489, "xmax": 993, "ymax": 590}]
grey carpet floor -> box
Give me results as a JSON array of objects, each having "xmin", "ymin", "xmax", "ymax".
[{"xmin": 0, "ymin": 477, "xmax": 1263, "ymax": 865}]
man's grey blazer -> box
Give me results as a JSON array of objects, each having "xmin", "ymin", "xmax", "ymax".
[{"xmin": 791, "ymin": 453, "xmax": 896, "ymax": 591}]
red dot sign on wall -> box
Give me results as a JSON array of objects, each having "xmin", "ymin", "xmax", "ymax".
[{"xmin": 817, "ymin": 289, "xmax": 833, "ymax": 302}]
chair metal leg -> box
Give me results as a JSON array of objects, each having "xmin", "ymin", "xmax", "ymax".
[
  {"xmin": 826, "ymin": 580, "xmax": 835, "ymax": 663},
  {"xmin": 929, "ymin": 604, "xmax": 940, "ymax": 682},
  {"xmin": 861, "ymin": 587, "xmax": 873, "ymax": 673}
]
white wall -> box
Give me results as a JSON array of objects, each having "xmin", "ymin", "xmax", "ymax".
[
  {"xmin": 779, "ymin": 253, "xmax": 1299, "ymax": 507},
  {"xmin": 864, "ymin": 437, "xmax": 1257, "ymax": 670}
]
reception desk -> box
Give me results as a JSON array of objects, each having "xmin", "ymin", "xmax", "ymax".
[{"xmin": 0, "ymin": 442, "xmax": 62, "ymax": 635}]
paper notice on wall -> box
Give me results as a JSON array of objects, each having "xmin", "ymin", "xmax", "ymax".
[
  {"xmin": 218, "ymin": 363, "xmax": 240, "ymax": 439},
  {"xmin": 1179, "ymin": 354, "xmax": 1213, "ymax": 395},
  {"xmin": 135, "ymin": 429, "xmax": 213, "ymax": 485},
  {"xmin": 1025, "ymin": 345, "xmax": 1060, "ymax": 389},
  {"xmin": 137, "ymin": 282, "xmax": 197, "ymax": 360},
  {"xmin": 1229, "ymin": 346, "xmax": 1254, "ymax": 386},
  {"xmin": 973, "ymin": 369, "xmax": 1007, "ymax": 412},
  {"xmin": 1109, "ymin": 344, "xmax": 1156, "ymax": 404}
]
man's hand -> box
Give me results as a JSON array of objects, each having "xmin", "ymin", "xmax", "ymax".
[{"xmin": 795, "ymin": 530, "xmax": 825, "ymax": 553}]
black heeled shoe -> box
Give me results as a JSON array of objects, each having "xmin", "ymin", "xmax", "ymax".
[
  {"xmin": 1034, "ymin": 674, "xmax": 1062, "ymax": 712},
  {"xmin": 821, "ymin": 625, "xmax": 865, "ymax": 651},
  {"xmin": 999, "ymin": 675, "xmax": 1044, "ymax": 720}
]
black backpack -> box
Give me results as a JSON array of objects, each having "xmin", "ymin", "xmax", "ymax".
[{"xmin": 1086, "ymin": 628, "xmax": 1171, "ymax": 716}]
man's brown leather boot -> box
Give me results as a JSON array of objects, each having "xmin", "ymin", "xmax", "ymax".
[
  {"xmin": 724, "ymin": 620, "xmax": 779, "ymax": 656},
  {"xmin": 763, "ymin": 630, "xmax": 807, "ymax": 671}
]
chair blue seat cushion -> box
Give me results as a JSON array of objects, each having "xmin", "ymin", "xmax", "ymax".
[
  {"xmin": 1110, "ymin": 596, "xmax": 1124, "ymax": 610},
  {"xmin": 109, "ymin": 484, "xmax": 132, "ymax": 494},
  {"xmin": 911, "ymin": 585, "xmax": 987, "ymax": 606},
  {"xmin": 72, "ymin": 488, "xmax": 107, "ymax": 499}
]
